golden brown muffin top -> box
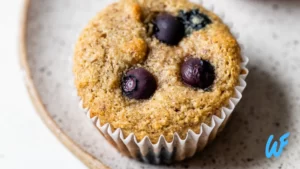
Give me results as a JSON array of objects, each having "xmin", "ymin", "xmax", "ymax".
[{"xmin": 73, "ymin": 0, "xmax": 241, "ymax": 143}]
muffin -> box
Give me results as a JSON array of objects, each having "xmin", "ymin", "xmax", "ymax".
[{"xmin": 74, "ymin": 0, "xmax": 248, "ymax": 163}]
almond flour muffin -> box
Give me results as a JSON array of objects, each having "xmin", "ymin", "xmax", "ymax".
[{"xmin": 73, "ymin": 0, "xmax": 241, "ymax": 144}]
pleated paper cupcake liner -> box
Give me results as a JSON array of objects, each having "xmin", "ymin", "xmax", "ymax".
[{"xmin": 78, "ymin": 0, "xmax": 249, "ymax": 164}]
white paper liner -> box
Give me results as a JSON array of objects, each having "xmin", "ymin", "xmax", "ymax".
[{"xmin": 78, "ymin": 0, "xmax": 249, "ymax": 164}]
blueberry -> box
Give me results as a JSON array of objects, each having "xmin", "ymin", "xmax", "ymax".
[
  {"xmin": 181, "ymin": 58, "xmax": 215, "ymax": 89},
  {"xmin": 178, "ymin": 9, "xmax": 212, "ymax": 35},
  {"xmin": 153, "ymin": 13, "xmax": 185, "ymax": 46},
  {"xmin": 122, "ymin": 68, "xmax": 157, "ymax": 100}
]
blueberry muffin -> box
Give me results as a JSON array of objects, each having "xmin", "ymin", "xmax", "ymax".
[{"xmin": 73, "ymin": 0, "xmax": 241, "ymax": 143}]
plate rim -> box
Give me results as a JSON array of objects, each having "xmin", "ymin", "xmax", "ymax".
[{"xmin": 19, "ymin": 0, "xmax": 109, "ymax": 168}]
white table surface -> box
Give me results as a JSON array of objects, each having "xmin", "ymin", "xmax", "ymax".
[{"xmin": 0, "ymin": 0, "xmax": 86, "ymax": 169}]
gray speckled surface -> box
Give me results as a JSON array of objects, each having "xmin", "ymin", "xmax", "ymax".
[{"xmin": 25, "ymin": 0, "xmax": 300, "ymax": 168}]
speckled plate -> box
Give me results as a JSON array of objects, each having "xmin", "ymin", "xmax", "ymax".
[{"xmin": 20, "ymin": 0, "xmax": 300, "ymax": 168}]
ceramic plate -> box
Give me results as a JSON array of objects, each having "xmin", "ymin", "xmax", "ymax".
[{"xmin": 20, "ymin": 0, "xmax": 300, "ymax": 168}]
